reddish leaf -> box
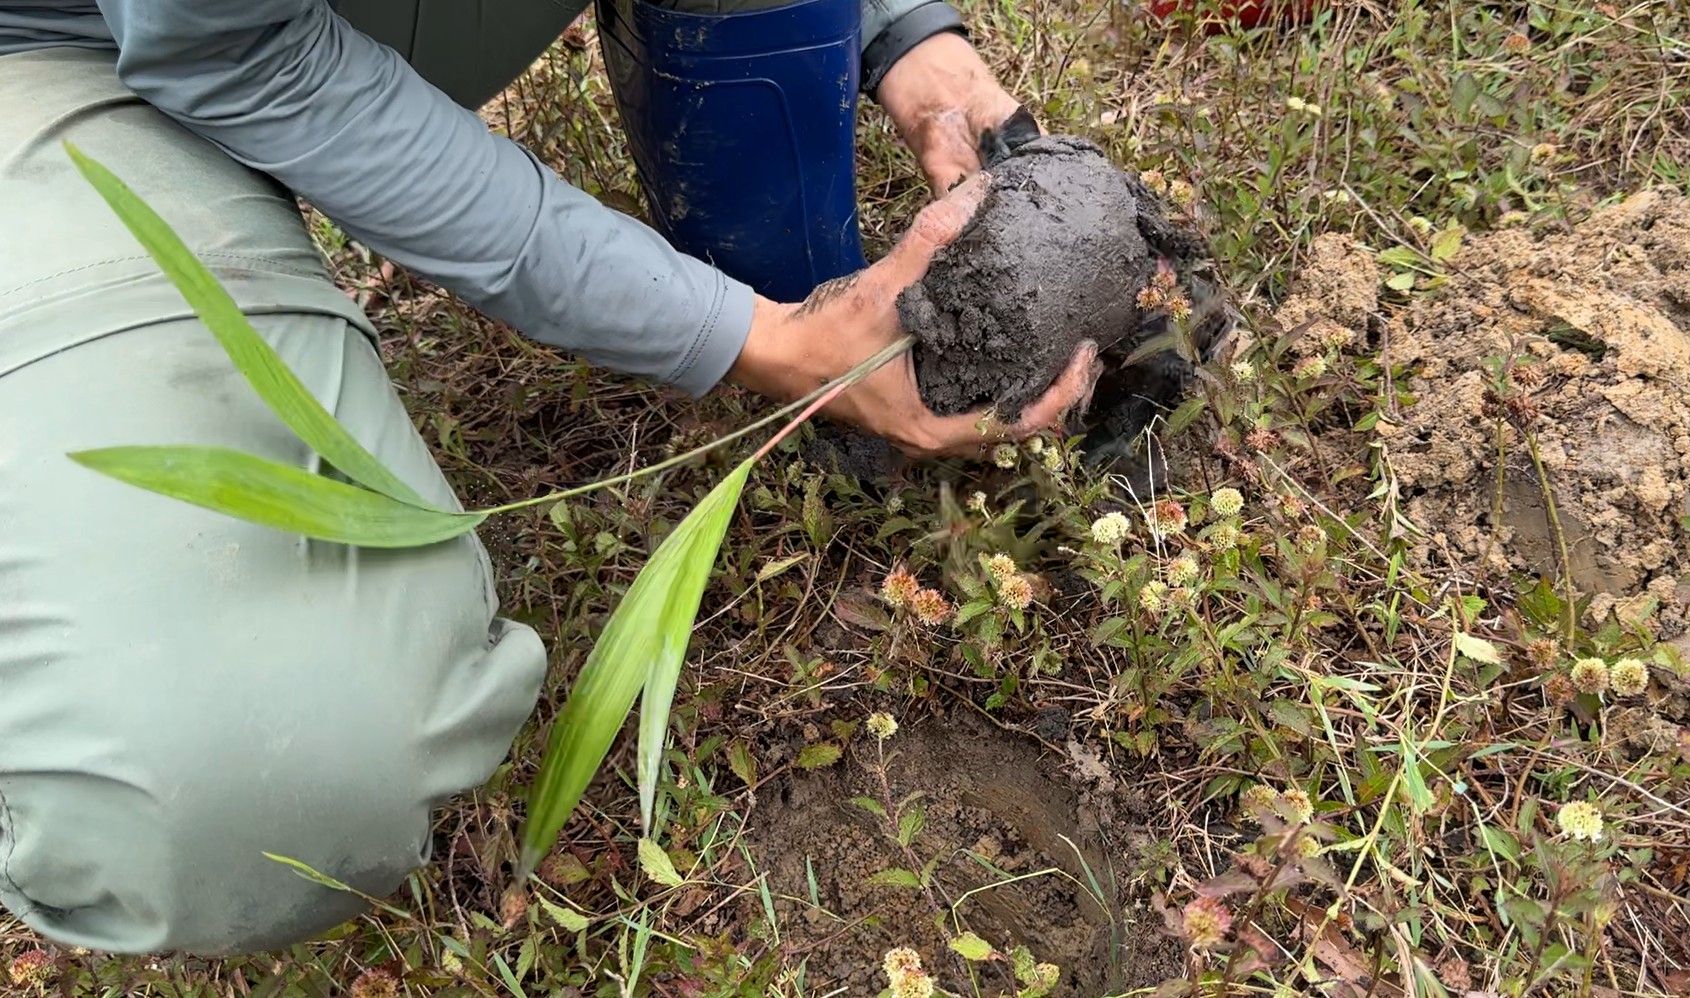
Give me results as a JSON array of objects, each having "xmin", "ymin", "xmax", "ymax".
[
  {"xmin": 1298, "ymin": 910, "xmax": 1403, "ymax": 998},
  {"xmin": 834, "ymin": 591, "xmax": 891, "ymax": 631},
  {"xmin": 1194, "ymin": 870, "xmax": 1261, "ymax": 897}
]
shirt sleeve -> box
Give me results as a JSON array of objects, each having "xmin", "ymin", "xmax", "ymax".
[
  {"xmin": 92, "ymin": 0, "xmax": 755, "ymax": 397},
  {"xmin": 859, "ymin": 0, "xmax": 965, "ymax": 94}
]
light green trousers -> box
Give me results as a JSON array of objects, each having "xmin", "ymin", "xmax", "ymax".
[{"xmin": 0, "ymin": 47, "xmax": 550, "ymax": 955}]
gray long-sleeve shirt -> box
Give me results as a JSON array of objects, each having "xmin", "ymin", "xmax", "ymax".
[{"xmin": 0, "ymin": 0, "xmax": 934, "ymax": 396}]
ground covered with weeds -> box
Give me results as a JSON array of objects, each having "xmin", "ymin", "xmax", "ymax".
[{"xmin": 8, "ymin": 2, "xmax": 1690, "ymax": 997}]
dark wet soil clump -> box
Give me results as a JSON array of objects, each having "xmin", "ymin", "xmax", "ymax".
[
  {"xmin": 901, "ymin": 136, "xmax": 1151, "ymax": 422},
  {"xmin": 895, "ymin": 131, "xmax": 1234, "ymax": 486},
  {"xmin": 800, "ymin": 132, "xmax": 1234, "ymax": 482},
  {"xmin": 799, "ymin": 422, "xmax": 897, "ymax": 481}
]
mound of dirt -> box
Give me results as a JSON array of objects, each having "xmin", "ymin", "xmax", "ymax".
[
  {"xmin": 1289, "ymin": 188, "xmax": 1690, "ymax": 637},
  {"xmin": 743, "ymin": 710, "xmax": 1183, "ymax": 997}
]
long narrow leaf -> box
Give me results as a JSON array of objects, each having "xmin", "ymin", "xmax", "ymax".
[
  {"xmin": 518, "ymin": 457, "xmax": 753, "ymax": 876},
  {"xmin": 636, "ymin": 463, "xmax": 751, "ymax": 830},
  {"xmin": 63, "ymin": 142, "xmax": 437, "ymax": 510},
  {"xmin": 69, "ymin": 445, "xmax": 483, "ymax": 547}
]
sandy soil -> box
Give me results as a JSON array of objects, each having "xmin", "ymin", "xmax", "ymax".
[{"xmin": 1284, "ymin": 189, "xmax": 1690, "ymax": 640}]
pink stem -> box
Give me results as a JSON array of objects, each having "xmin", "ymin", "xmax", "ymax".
[{"xmin": 753, "ymin": 380, "xmax": 854, "ymax": 462}]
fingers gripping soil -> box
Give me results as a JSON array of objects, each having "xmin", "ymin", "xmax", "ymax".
[
  {"xmin": 897, "ymin": 135, "xmax": 1217, "ymax": 436},
  {"xmin": 887, "ymin": 171, "xmax": 992, "ymax": 285}
]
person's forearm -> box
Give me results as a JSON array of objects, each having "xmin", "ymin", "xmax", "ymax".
[{"xmin": 93, "ymin": 0, "xmax": 754, "ymax": 397}]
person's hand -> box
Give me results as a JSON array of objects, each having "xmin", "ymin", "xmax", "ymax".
[
  {"xmin": 725, "ymin": 172, "xmax": 1100, "ymax": 460},
  {"xmin": 873, "ymin": 31, "xmax": 1036, "ymax": 194}
]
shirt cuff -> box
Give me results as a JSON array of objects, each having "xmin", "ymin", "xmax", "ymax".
[
  {"xmin": 667, "ymin": 268, "xmax": 757, "ymax": 398},
  {"xmin": 859, "ymin": 0, "xmax": 967, "ymax": 95}
]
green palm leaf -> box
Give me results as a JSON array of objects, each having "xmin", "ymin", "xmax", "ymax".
[
  {"xmin": 69, "ymin": 445, "xmax": 483, "ymax": 547},
  {"xmin": 63, "ymin": 141, "xmax": 438, "ymax": 510},
  {"xmin": 519, "ymin": 457, "xmax": 752, "ymax": 876}
]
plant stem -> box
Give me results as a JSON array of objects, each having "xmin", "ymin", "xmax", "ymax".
[
  {"xmin": 1524, "ymin": 427, "xmax": 1577, "ymax": 644},
  {"xmin": 753, "ymin": 377, "xmax": 856, "ymax": 461},
  {"xmin": 482, "ymin": 336, "xmax": 914, "ymax": 515},
  {"xmin": 1477, "ymin": 410, "xmax": 1506, "ymax": 577},
  {"xmin": 866, "ymin": 743, "xmax": 970, "ymax": 988}
]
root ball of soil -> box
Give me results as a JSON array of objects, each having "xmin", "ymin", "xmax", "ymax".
[{"xmin": 899, "ymin": 136, "xmax": 1153, "ymax": 422}]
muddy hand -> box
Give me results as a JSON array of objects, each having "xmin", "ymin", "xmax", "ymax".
[
  {"xmin": 874, "ymin": 32, "xmax": 1040, "ymax": 194},
  {"xmin": 726, "ymin": 172, "xmax": 1099, "ymax": 460}
]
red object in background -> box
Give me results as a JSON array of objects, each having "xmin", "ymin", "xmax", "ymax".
[{"xmin": 1146, "ymin": 0, "xmax": 1319, "ymax": 31}]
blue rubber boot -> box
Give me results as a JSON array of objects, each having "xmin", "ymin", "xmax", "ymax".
[{"xmin": 595, "ymin": 0, "xmax": 869, "ymax": 303}]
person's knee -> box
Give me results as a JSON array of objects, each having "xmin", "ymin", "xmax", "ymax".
[
  {"xmin": 0, "ymin": 308, "xmax": 548, "ymax": 953},
  {"xmin": 1, "ymin": 711, "xmax": 431, "ymax": 955},
  {"xmin": 1, "ymin": 621, "xmax": 544, "ymax": 956}
]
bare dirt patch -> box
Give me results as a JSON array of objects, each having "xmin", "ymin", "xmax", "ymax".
[
  {"xmin": 743, "ymin": 708, "xmax": 1184, "ymax": 997},
  {"xmin": 1283, "ymin": 189, "xmax": 1690, "ymax": 640}
]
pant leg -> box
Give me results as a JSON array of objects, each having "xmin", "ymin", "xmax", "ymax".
[{"xmin": 0, "ymin": 48, "xmax": 548, "ymax": 956}]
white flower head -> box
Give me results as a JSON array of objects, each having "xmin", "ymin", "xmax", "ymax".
[
  {"xmin": 1570, "ymin": 657, "xmax": 1609, "ymax": 695},
  {"xmin": 1210, "ymin": 487, "xmax": 1244, "ymax": 519},
  {"xmin": 1557, "ymin": 801, "xmax": 1604, "ymax": 841},
  {"xmin": 1610, "ymin": 658, "xmax": 1649, "ymax": 696},
  {"xmin": 867, "ymin": 711, "xmax": 898, "ymax": 740},
  {"xmin": 1090, "ymin": 511, "xmax": 1131, "ymax": 546}
]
